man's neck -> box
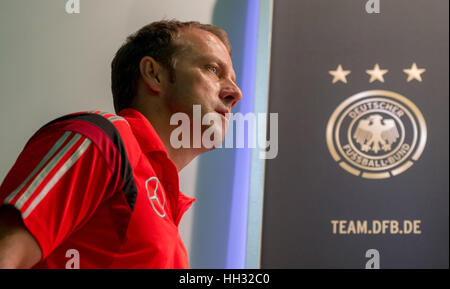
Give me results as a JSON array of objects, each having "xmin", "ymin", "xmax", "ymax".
[{"xmin": 131, "ymin": 104, "xmax": 203, "ymax": 172}]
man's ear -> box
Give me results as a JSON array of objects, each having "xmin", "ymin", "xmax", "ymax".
[{"xmin": 139, "ymin": 56, "xmax": 166, "ymax": 94}]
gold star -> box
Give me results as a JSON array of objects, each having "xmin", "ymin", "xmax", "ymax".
[
  {"xmin": 329, "ymin": 65, "xmax": 351, "ymax": 84},
  {"xmin": 403, "ymin": 62, "xmax": 426, "ymax": 82},
  {"xmin": 366, "ymin": 63, "xmax": 388, "ymax": 83}
]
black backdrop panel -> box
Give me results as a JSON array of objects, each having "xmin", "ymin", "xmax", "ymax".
[{"xmin": 262, "ymin": 0, "xmax": 448, "ymax": 268}]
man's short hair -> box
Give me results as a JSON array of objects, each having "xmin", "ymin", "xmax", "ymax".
[{"xmin": 111, "ymin": 20, "xmax": 232, "ymax": 113}]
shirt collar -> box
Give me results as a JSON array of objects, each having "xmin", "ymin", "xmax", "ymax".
[
  {"xmin": 118, "ymin": 108, "xmax": 196, "ymax": 225},
  {"xmin": 118, "ymin": 108, "xmax": 167, "ymax": 155}
]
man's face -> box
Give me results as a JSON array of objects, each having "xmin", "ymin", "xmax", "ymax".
[{"xmin": 162, "ymin": 28, "xmax": 242, "ymax": 146}]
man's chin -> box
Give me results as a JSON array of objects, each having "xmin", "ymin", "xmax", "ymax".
[{"xmin": 199, "ymin": 124, "xmax": 225, "ymax": 150}]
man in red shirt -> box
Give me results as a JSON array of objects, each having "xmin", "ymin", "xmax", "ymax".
[{"xmin": 0, "ymin": 20, "xmax": 242, "ymax": 268}]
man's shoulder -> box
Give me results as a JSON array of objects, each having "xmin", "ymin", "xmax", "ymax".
[
  {"xmin": 28, "ymin": 110, "xmax": 132, "ymax": 155},
  {"xmin": 27, "ymin": 110, "xmax": 143, "ymax": 167},
  {"xmin": 43, "ymin": 110, "xmax": 127, "ymax": 128},
  {"xmin": 36, "ymin": 110, "xmax": 130, "ymax": 137}
]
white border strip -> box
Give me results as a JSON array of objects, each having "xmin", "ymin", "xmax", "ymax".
[{"xmin": 245, "ymin": 0, "xmax": 274, "ymax": 269}]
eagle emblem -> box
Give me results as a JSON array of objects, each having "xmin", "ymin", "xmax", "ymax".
[{"xmin": 353, "ymin": 114, "xmax": 399, "ymax": 153}]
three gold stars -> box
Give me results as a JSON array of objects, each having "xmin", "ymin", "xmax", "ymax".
[
  {"xmin": 403, "ymin": 62, "xmax": 426, "ymax": 82},
  {"xmin": 328, "ymin": 63, "xmax": 426, "ymax": 83}
]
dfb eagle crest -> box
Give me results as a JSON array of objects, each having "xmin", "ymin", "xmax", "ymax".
[{"xmin": 353, "ymin": 114, "xmax": 399, "ymax": 153}]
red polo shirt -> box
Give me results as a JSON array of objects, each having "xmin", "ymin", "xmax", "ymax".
[{"xmin": 0, "ymin": 108, "xmax": 195, "ymax": 268}]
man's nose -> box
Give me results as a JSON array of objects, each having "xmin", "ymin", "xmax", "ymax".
[{"xmin": 219, "ymin": 80, "xmax": 242, "ymax": 108}]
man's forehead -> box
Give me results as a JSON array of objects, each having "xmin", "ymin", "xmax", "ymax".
[
  {"xmin": 176, "ymin": 28, "xmax": 232, "ymax": 62},
  {"xmin": 175, "ymin": 28, "xmax": 236, "ymax": 81},
  {"xmin": 177, "ymin": 28, "xmax": 226, "ymax": 51}
]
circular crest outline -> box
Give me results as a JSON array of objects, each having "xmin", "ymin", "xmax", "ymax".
[{"xmin": 326, "ymin": 90, "xmax": 427, "ymax": 179}]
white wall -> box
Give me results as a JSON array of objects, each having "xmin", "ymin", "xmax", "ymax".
[{"xmin": 0, "ymin": 0, "xmax": 216, "ymax": 265}]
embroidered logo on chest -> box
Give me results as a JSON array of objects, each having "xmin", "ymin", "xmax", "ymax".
[{"xmin": 145, "ymin": 177, "xmax": 166, "ymax": 218}]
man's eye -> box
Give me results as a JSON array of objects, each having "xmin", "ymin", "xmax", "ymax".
[{"xmin": 207, "ymin": 66, "xmax": 218, "ymax": 74}]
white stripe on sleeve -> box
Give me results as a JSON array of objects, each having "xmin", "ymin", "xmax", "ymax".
[{"xmin": 22, "ymin": 137, "xmax": 92, "ymax": 219}]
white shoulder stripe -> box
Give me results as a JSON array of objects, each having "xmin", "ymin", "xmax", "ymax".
[
  {"xmin": 22, "ymin": 137, "xmax": 92, "ymax": 219},
  {"xmin": 14, "ymin": 133, "xmax": 82, "ymax": 210},
  {"xmin": 108, "ymin": 116, "xmax": 127, "ymax": 123},
  {"xmin": 5, "ymin": 131, "xmax": 72, "ymax": 204},
  {"xmin": 87, "ymin": 110, "xmax": 129, "ymax": 125}
]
